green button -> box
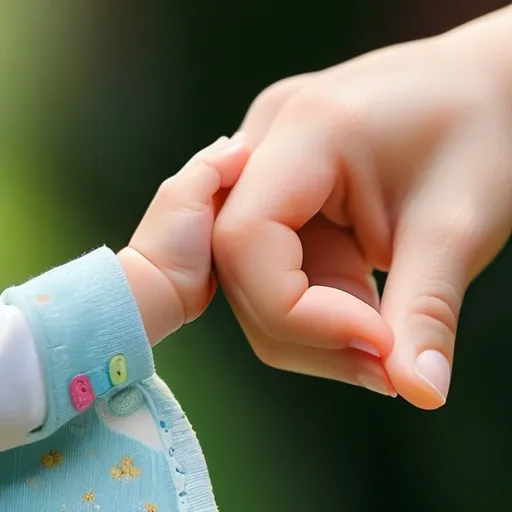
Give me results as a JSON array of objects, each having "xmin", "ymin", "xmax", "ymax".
[
  {"xmin": 109, "ymin": 355, "xmax": 128, "ymax": 386},
  {"xmin": 108, "ymin": 386, "xmax": 144, "ymax": 417}
]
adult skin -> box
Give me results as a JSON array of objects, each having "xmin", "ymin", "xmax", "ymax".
[{"xmin": 213, "ymin": 6, "xmax": 512, "ymax": 410}]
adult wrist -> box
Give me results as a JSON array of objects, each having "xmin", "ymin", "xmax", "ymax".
[{"xmin": 445, "ymin": 6, "xmax": 512, "ymax": 106}]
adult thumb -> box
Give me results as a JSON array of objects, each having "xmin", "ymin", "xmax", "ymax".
[
  {"xmin": 380, "ymin": 212, "xmax": 477, "ymax": 409},
  {"xmin": 378, "ymin": 120, "xmax": 512, "ymax": 409},
  {"xmin": 380, "ymin": 193, "xmax": 509, "ymax": 410}
]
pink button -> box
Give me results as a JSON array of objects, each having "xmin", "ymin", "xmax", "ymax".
[{"xmin": 69, "ymin": 375, "xmax": 96, "ymax": 412}]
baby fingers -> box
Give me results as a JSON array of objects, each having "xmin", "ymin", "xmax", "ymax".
[{"xmin": 118, "ymin": 134, "xmax": 251, "ymax": 345}]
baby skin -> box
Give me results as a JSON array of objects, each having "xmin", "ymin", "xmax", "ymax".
[{"xmin": 0, "ymin": 134, "xmax": 251, "ymax": 512}]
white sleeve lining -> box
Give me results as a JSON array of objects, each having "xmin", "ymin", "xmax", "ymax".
[{"xmin": 0, "ymin": 297, "xmax": 46, "ymax": 451}]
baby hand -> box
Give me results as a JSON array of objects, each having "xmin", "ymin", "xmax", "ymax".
[{"xmin": 118, "ymin": 134, "xmax": 250, "ymax": 345}]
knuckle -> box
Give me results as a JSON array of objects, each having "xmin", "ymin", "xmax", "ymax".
[
  {"xmin": 156, "ymin": 176, "xmax": 180, "ymax": 206},
  {"xmin": 248, "ymin": 75, "xmax": 310, "ymax": 118},
  {"xmin": 212, "ymin": 213, "xmax": 240, "ymax": 246},
  {"xmin": 409, "ymin": 285, "xmax": 461, "ymax": 339},
  {"xmin": 260, "ymin": 313, "xmax": 291, "ymax": 341},
  {"xmin": 251, "ymin": 342, "xmax": 285, "ymax": 370},
  {"xmin": 450, "ymin": 222, "xmax": 482, "ymax": 256},
  {"xmin": 212, "ymin": 214, "xmax": 251, "ymax": 264},
  {"xmin": 282, "ymin": 85, "xmax": 333, "ymax": 119},
  {"xmin": 280, "ymin": 84, "xmax": 368, "ymax": 135},
  {"xmin": 428, "ymin": 205, "xmax": 484, "ymax": 257}
]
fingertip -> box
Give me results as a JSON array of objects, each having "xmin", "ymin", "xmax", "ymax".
[
  {"xmin": 203, "ymin": 132, "xmax": 251, "ymax": 188},
  {"xmin": 285, "ymin": 284, "xmax": 395, "ymax": 357},
  {"xmin": 401, "ymin": 385, "xmax": 447, "ymax": 410},
  {"xmin": 415, "ymin": 349, "xmax": 451, "ymax": 400},
  {"xmin": 386, "ymin": 357, "xmax": 449, "ymax": 410},
  {"xmin": 353, "ymin": 304, "xmax": 395, "ymax": 359},
  {"xmin": 352, "ymin": 351, "xmax": 398, "ymax": 398},
  {"xmin": 374, "ymin": 317, "xmax": 395, "ymax": 359},
  {"xmin": 170, "ymin": 134, "xmax": 251, "ymax": 207},
  {"xmin": 348, "ymin": 339, "xmax": 381, "ymax": 357}
]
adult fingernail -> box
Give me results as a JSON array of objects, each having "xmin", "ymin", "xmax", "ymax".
[
  {"xmin": 349, "ymin": 339, "xmax": 380, "ymax": 357},
  {"xmin": 357, "ymin": 370, "xmax": 397, "ymax": 398},
  {"xmin": 414, "ymin": 350, "xmax": 451, "ymax": 403}
]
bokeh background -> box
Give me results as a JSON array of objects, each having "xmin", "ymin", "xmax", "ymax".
[{"xmin": 1, "ymin": 1, "xmax": 511, "ymax": 510}]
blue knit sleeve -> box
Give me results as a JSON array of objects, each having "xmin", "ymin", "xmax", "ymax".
[{"xmin": 0, "ymin": 246, "xmax": 155, "ymax": 444}]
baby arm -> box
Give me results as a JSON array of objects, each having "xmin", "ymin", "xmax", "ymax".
[{"xmin": 0, "ymin": 134, "xmax": 250, "ymax": 451}]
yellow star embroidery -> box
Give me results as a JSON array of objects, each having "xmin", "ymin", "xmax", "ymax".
[
  {"xmin": 129, "ymin": 466, "xmax": 142, "ymax": 478},
  {"xmin": 145, "ymin": 505, "xmax": 158, "ymax": 512},
  {"xmin": 110, "ymin": 467, "xmax": 123, "ymax": 479},
  {"xmin": 83, "ymin": 490, "xmax": 95, "ymax": 503},
  {"xmin": 41, "ymin": 450, "xmax": 65, "ymax": 468},
  {"xmin": 111, "ymin": 456, "xmax": 142, "ymax": 479}
]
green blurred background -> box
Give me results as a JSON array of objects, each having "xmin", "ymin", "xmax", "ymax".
[{"xmin": 1, "ymin": 1, "xmax": 511, "ymax": 510}]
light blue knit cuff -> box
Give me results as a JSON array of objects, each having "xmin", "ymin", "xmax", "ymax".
[{"xmin": 1, "ymin": 246, "xmax": 155, "ymax": 443}]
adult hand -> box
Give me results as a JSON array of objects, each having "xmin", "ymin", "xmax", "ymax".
[{"xmin": 213, "ymin": 8, "xmax": 512, "ymax": 409}]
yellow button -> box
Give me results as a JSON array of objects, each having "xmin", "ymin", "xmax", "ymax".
[{"xmin": 109, "ymin": 355, "xmax": 128, "ymax": 386}]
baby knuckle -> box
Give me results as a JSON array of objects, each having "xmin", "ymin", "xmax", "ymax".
[{"xmin": 156, "ymin": 176, "xmax": 180, "ymax": 205}]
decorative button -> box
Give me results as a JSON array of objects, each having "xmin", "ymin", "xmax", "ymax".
[
  {"xmin": 109, "ymin": 354, "xmax": 128, "ymax": 385},
  {"xmin": 108, "ymin": 386, "xmax": 144, "ymax": 417},
  {"xmin": 70, "ymin": 375, "xmax": 96, "ymax": 412}
]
